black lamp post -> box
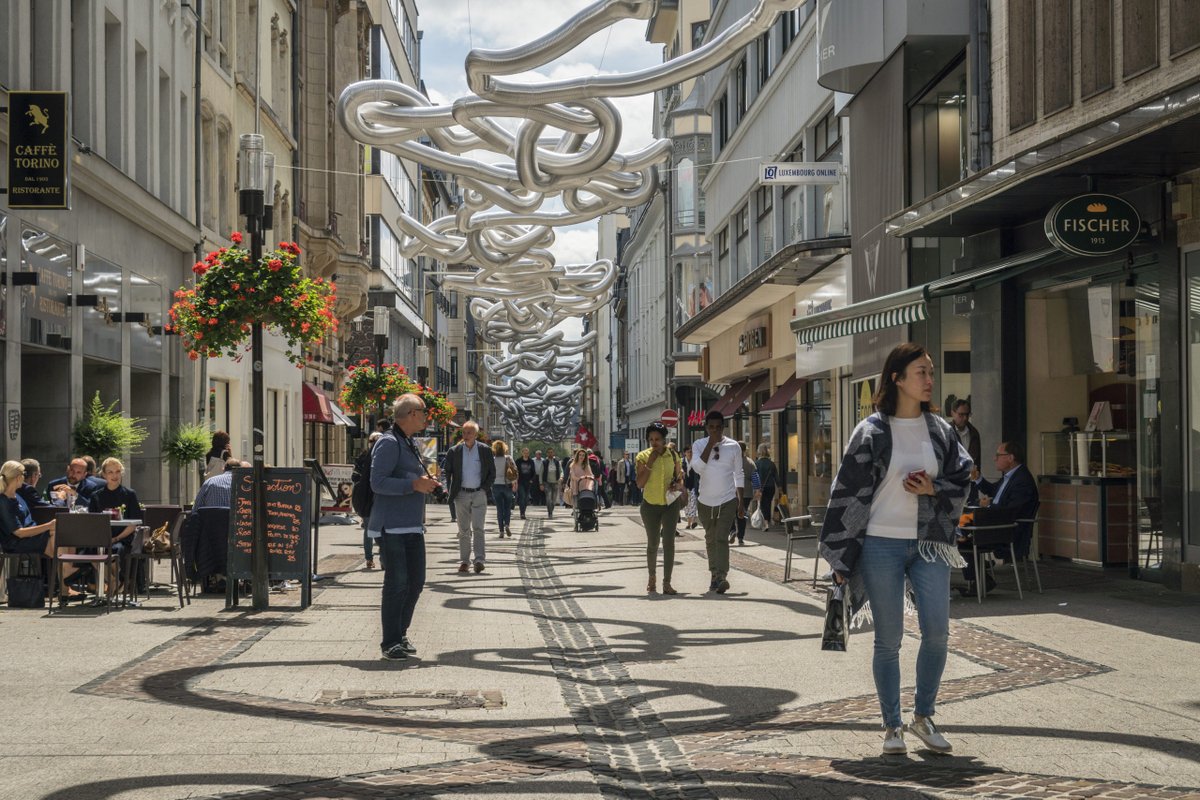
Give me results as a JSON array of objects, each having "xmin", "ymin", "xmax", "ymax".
[{"xmin": 238, "ymin": 133, "xmax": 276, "ymax": 611}]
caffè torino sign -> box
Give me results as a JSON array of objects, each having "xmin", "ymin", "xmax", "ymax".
[{"xmin": 1044, "ymin": 193, "xmax": 1140, "ymax": 257}]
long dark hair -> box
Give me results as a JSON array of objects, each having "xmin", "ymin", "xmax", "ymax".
[
  {"xmin": 206, "ymin": 430, "xmax": 231, "ymax": 461},
  {"xmin": 873, "ymin": 343, "xmax": 935, "ymax": 416}
]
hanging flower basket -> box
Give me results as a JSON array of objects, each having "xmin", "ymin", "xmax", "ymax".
[
  {"xmin": 418, "ymin": 385, "xmax": 457, "ymax": 428},
  {"xmin": 338, "ymin": 360, "xmax": 457, "ymax": 428},
  {"xmin": 168, "ymin": 234, "xmax": 338, "ymax": 366},
  {"xmin": 339, "ymin": 360, "xmax": 418, "ymax": 416}
]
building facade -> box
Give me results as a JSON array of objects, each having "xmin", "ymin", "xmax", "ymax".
[
  {"xmin": 796, "ymin": 0, "xmax": 1200, "ymax": 591},
  {"xmin": 1, "ymin": 0, "xmax": 199, "ymax": 502}
]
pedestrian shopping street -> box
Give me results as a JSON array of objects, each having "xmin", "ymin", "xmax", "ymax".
[{"xmin": 3, "ymin": 504, "xmax": 1199, "ymax": 800}]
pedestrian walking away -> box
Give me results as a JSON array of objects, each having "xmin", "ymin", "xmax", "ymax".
[
  {"xmin": 443, "ymin": 421, "xmax": 495, "ymax": 574},
  {"xmin": 690, "ymin": 411, "xmax": 744, "ymax": 594},
  {"xmin": 636, "ymin": 422, "xmax": 684, "ymax": 594},
  {"xmin": 353, "ymin": 432, "xmax": 383, "ymax": 569},
  {"xmin": 515, "ymin": 447, "xmax": 538, "ymax": 520},
  {"xmin": 491, "ymin": 441, "xmax": 517, "ymax": 537},
  {"xmin": 542, "ymin": 447, "xmax": 564, "ymax": 518},
  {"xmin": 729, "ymin": 441, "xmax": 761, "ymax": 546},
  {"xmin": 819, "ymin": 343, "xmax": 973, "ymax": 755},
  {"xmin": 369, "ymin": 394, "xmax": 440, "ymax": 661},
  {"xmin": 755, "ymin": 444, "xmax": 778, "ymax": 530}
]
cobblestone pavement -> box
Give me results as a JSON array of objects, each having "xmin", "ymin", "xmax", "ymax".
[{"xmin": 4, "ymin": 506, "xmax": 1200, "ymax": 799}]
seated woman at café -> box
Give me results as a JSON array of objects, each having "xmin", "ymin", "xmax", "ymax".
[
  {"xmin": 87, "ymin": 457, "xmax": 144, "ymax": 556},
  {"xmin": 0, "ymin": 460, "xmax": 80, "ymax": 594}
]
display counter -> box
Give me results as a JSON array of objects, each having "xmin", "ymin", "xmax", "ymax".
[{"xmin": 1036, "ymin": 475, "xmax": 1135, "ymax": 565}]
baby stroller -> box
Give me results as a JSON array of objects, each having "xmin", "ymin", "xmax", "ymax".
[{"xmin": 571, "ymin": 474, "xmax": 600, "ymax": 532}]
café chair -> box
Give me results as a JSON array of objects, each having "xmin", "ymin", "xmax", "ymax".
[
  {"xmin": 49, "ymin": 513, "xmax": 118, "ymax": 613},
  {"xmin": 783, "ymin": 513, "xmax": 819, "ymax": 585},
  {"xmin": 31, "ymin": 506, "xmax": 67, "ymax": 526},
  {"xmin": 961, "ymin": 521, "xmax": 1023, "ymax": 604},
  {"xmin": 1014, "ymin": 514, "xmax": 1044, "ymax": 594},
  {"xmin": 127, "ymin": 505, "xmax": 185, "ymax": 604}
]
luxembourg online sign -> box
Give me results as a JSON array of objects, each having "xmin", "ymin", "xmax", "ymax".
[{"xmin": 759, "ymin": 162, "xmax": 842, "ymax": 185}]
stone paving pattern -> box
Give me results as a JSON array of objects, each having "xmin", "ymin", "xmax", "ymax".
[{"xmin": 2, "ymin": 504, "xmax": 1199, "ymax": 799}]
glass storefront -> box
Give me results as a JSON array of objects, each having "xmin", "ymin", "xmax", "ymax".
[
  {"xmin": 1026, "ymin": 270, "xmax": 1162, "ymax": 569},
  {"xmin": 804, "ymin": 378, "xmax": 833, "ymax": 510}
]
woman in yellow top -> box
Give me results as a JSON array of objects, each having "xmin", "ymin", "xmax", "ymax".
[{"xmin": 636, "ymin": 422, "xmax": 684, "ymax": 594}]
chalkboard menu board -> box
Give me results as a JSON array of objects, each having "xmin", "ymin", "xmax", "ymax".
[{"xmin": 227, "ymin": 467, "xmax": 312, "ymax": 581}]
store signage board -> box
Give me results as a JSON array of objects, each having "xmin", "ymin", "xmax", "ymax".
[
  {"xmin": 6, "ymin": 91, "xmax": 70, "ymax": 209},
  {"xmin": 759, "ymin": 162, "xmax": 842, "ymax": 185},
  {"xmin": 1044, "ymin": 194, "xmax": 1140, "ymax": 257}
]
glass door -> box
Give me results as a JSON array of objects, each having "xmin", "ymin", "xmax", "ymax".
[
  {"xmin": 1185, "ymin": 251, "xmax": 1200, "ymax": 561},
  {"xmin": 1131, "ymin": 279, "xmax": 1162, "ymax": 574}
]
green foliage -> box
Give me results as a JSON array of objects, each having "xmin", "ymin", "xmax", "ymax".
[
  {"xmin": 162, "ymin": 421, "xmax": 212, "ymax": 466},
  {"xmin": 72, "ymin": 392, "xmax": 149, "ymax": 462}
]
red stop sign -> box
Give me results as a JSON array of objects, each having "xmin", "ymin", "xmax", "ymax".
[{"xmin": 660, "ymin": 409, "xmax": 679, "ymax": 427}]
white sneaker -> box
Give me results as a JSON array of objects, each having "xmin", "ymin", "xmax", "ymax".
[
  {"xmin": 882, "ymin": 726, "xmax": 907, "ymax": 755},
  {"xmin": 907, "ymin": 715, "xmax": 952, "ymax": 753}
]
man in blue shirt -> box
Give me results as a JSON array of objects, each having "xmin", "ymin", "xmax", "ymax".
[
  {"xmin": 442, "ymin": 421, "xmax": 495, "ymax": 574},
  {"xmin": 44, "ymin": 457, "xmax": 105, "ymax": 507},
  {"xmin": 369, "ymin": 393, "xmax": 441, "ymax": 661}
]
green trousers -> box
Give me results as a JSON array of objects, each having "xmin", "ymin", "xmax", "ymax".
[
  {"xmin": 697, "ymin": 499, "xmax": 738, "ymax": 577},
  {"xmin": 640, "ymin": 501, "xmax": 678, "ymax": 582}
]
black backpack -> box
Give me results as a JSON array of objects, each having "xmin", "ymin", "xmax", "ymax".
[{"xmin": 351, "ymin": 446, "xmax": 374, "ymax": 518}]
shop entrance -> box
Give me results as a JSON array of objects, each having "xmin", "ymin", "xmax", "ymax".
[{"xmin": 1025, "ymin": 273, "xmax": 1162, "ymax": 574}]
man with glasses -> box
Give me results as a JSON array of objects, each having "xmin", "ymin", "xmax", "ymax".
[
  {"xmin": 689, "ymin": 410, "xmax": 745, "ymax": 594},
  {"xmin": 369, "ymin": 393, "xmax": 440, "ymax": 661},
  {"xmin": 958, "ymin": 440, "xmax": 1040, "ymax": 595}
]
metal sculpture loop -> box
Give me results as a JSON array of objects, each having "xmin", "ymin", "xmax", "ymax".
[{"xmin": 338, "ymin": 0, "xmax": 802, "ymax": 440}]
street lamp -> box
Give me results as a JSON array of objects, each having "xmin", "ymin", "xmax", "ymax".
[
  {"xmin": 373, "ymin": 305, "xmax": 389, "ymax": 425},
  {"xmin": 237, "ymin": 133, "xmax": 274, "ymax": 611},
  {"xmin": 416, "ymin": 343, "xmax": 430, "ymax": 386}
]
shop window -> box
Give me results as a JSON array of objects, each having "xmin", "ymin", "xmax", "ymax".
[
  {"xmin": 716, "ymin": 226, "xmax": 730, "ymax": 295},
  {"xmin": 908, "ymin": 57, "xmax": 968, "ymax": 204},
  {"xmin": 814, "ymin": 110, "xmax": 840, "ymax": 159},
  {"xmin": 21, "ymin": 227, "xmax": 73, "ymax": 351},
  {"xmin": 675, "ymin": 157, "xmax": 697, "ymax": 227},
  {"xmin": 1043, "ymin": 0, "xmax": 1073, "ymax": 115},
  {"xmin": 1007, "ymin": 0, "xmax": 1037, "ymax": 130},
  {"xmin": 1082, "ymin": 0, "xmax": 1114, "ymax": 97},
  {"xmin": 1123, "ymin": 0, "xmax": 1159, "ymax": 78},
  {"xmin": 1171, "ymin": 0, "xmax": 1200, "ymax": 56}
]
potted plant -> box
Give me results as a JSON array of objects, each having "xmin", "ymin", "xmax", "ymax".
[
  {"xmin": 162, "ymin": 421, "xmax": 213, "ymax": 501},
  {"xmin": 168, "ymin": 235, "xmax": 338, "ymax": 365},
  {"xmin": 72, "ymin": 391, "xmax": 149, "ymax": 462}
]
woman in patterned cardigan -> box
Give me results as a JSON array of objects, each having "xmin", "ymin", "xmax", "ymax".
[{"xmin": 819, "ymin": 343, "xmax": 973, "ymax": 757}]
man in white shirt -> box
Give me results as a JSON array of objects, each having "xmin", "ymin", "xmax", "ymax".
[{"xmin": 690, "ymin": 410, "xmax": 745, "ymax": 594}]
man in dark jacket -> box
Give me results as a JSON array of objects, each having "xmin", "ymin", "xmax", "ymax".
[
  {"xmin": 959, "ymin": 439, "xmax": 1039, "ymax": 594},
  {"xmin": 44, "ymin": 457, "xmax": 106, "ymax": 507},
  {"xmin": 442, "ymin": 421, "xmax": 495, "ymax": 573}
]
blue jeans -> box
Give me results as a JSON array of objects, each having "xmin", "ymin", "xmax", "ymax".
[
  {"xmin": 493, "ymin": 485, "xmax": 514, "ymax": 529},
  {"xmin": 517, "ymin": 482, "xmax": 532, "ymax": 516},
  {"xmin": 363, "ymin": 528, "xmax": 374, "ymax": 562},
  {"xmin": 859, "ymin": 535, "xmax": 951, "ymax": 729},
  {"xmin": 378, "ymin": 533, "xmax": 425, "ymax": 651}
]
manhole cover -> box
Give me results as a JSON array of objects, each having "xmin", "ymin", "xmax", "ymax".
[{"xmin": 321, "ymin": 690, "xmax": 505, "ymax": 712}]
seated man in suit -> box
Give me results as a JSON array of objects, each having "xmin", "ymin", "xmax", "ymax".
[
  {"xmin": 44, "ymin": 456, "xmax": 107, "ymax": 508},
  {"xmin": 958, "ymin": 440, "xmax": 1040, "ymax": 595}
]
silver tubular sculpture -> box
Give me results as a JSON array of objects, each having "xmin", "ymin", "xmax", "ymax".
[{"xmin": 338, "ymin": 0, "xmax": 802, "ymax": 441}]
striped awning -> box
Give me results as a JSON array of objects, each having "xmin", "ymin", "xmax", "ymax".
[
  {"xmin": 794, "ymin": 289, "xmax": 927, "ymax": 346},
  {"xmin": 792, "ymin": 247, "xmax": 1062, "ymax": 346}
]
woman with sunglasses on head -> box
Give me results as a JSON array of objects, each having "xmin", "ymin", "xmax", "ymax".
[
  {"xmin": 819, "ymin": 343, "xmax": 973, "ymax": 756},
  {"xmin": 636, "ymin": 422, "xmax": 684, "ymax": 594}
]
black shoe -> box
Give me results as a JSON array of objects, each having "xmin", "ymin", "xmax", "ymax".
[
  {"xmin": 382, "ymin": 643, "xmax": 408, "ymax": 660},
  {"xmin": 958, "ymin": 583, "xmax": 976, "ymax": 598},
  {"xmin": 716, "ymin": 579, "xmax": 730, "ymax": 594},
  {"xmin": 398, "ymin": 636, "xmax": 417, "ymax": 654},
  {"xmin": 708, "ymin": 578, "xmax": 719, "ymax": 592},
  {"xmin": 985, "ymin": 573, "xmax": 997, "ymax": 593}
]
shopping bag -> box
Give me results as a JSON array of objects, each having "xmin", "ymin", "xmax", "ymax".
[
  {"xmin": 750, "ymin": 504, "xmax": 766, "ymax": 530},
  {"xmin": 821, "ymin": 583, "xmax": 851, "ymax": 652}
]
